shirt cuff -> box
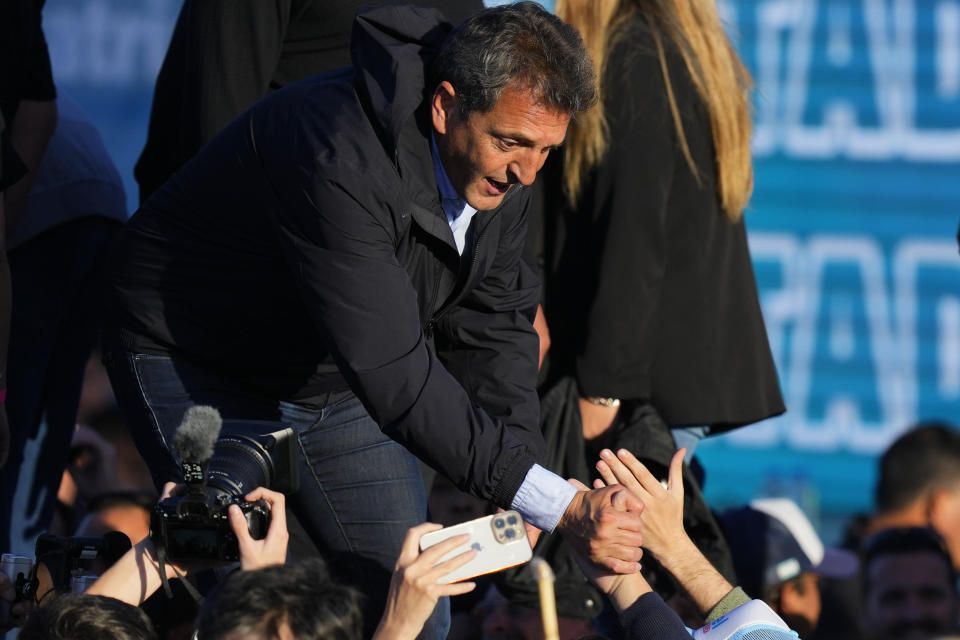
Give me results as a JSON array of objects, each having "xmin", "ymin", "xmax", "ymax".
[{"xmin": 510, "ymin": 464, "xmax": 577, "ymax": 533}]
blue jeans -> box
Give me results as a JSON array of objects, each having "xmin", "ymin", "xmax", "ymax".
[{"xmin": 103, "ymin": 349, "xmax": 449, "ymax": 640}]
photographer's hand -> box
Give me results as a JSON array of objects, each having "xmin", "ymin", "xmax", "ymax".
[
  {"xmin": 229, "ymin": 487, "xmax": 289, "ymax": 570},
  {"xmin": 373, "ymin": 523, "xmax": 477, "ymax": 640}
]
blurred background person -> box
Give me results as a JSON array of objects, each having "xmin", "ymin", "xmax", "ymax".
[
  {"xmin": 860, "ymin": 527, "xmax": 960, "ymax": 640},
  {"xmin": 868, "ymin": 421, "xmax": 960, "ymax": 566},
  {"xmin": 0, "ymin": 86, "xmax": 126, "ymax": 557},
  {"xmin": 721, "ymin": 498, "xmax": 857, "ymax": 638}
]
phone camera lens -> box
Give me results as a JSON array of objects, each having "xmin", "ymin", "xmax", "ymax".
[
  {"xmin": 506, "ymin": 515, "xmax": 518, "ymax": 526},
  {"xmin": 494, "ymin": 519, "xmax": 505, "ymax": 528},
  {"xmin": 505, "ymin": 528, "xmax": 516, "ymax": 539}
]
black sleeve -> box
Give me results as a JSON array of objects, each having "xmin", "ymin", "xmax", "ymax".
[
  {"xmin": 619, "ymin": 592, "xmax": 692, "ymax": 640},
  {"xmin": 574, "ymin": 34, "xmax": 675, "ymax": 400},
  {"xmin": 271, "ymin": 175, "xmax": 540, "ymax": 508},
  {"xmin": 436, "ymin": 196, "xmax": 545, "ymax": 462}
]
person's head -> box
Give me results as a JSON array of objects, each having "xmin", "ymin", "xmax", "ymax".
[
  {"xmin": 861, "ymin": 527, "xmax": 960, "ymax": 640},
  {"xmin": 196, "ymin": 558, "xmax": 362, "ymax": 640},
  {"xmin": 19, "ymin": 593, "xmax": 158, "ymax": 640},
  {"xmin": 721, "ymin": 498, "xmax": 857, "ymax": 637},
  {"xmin": 874, "ymin": 421, "xmax": 960, "ymax": 565},
  {"xmin": 430, "ymin": 1, "xmax": 595, "ymax": 211},
  {"xmin": 555, "ymin": 0, "xmax": 753, "ymax": 218}
]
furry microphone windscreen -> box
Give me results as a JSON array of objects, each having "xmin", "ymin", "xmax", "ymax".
[{"xmin": 172, "ymin": 405, "xmax": 223, "ymax": 464}]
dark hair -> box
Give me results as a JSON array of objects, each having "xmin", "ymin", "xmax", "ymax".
[
  {"xmin": 19, "ymin": 594, "xmax": 158, "ymax": 640},
  {"xmin": 196, "ymin": 558, "xmax": 363, "ymax": 640},
  {"xmin": 875, "ymin": 421, "xmax": 960, "ymax": 512},
  {"xmin": 862, "ymin": 527, "xmax": 957, "ymax": 594},
  {"xmin": 431, "ymin": 1, "xmax": 596, "ymax": 117}
]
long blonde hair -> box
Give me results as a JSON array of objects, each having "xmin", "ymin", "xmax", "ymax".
[{"xmin": 556, "ymin": 0, "xmax": 753, "ymax": 221}]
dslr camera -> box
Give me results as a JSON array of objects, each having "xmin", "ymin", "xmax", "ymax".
[{"xmin": 151, "ymin": 408, "xmax": 299, "ymax": 562}]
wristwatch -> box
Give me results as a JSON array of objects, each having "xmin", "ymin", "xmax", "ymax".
[{"xmin": 584, "ymin": 396, "xmax": 621, "ymax": 408}]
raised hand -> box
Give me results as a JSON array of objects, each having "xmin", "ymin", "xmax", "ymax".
[
  {"xmin": 595, "ymin": 447, "xmax": 685, "ymax": 561},
  {"xmin": 373, "ymin": 523, "xmax": 478, "ymax": 640}
]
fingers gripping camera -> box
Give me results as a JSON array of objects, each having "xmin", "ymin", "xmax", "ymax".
[{"xmin": 151, "ymin": 407, "xmax": 299, "ymax": 561}]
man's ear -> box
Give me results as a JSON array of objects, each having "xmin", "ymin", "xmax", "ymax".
[{"xmin": 431, "ymin": 81, "xmax": 458, "ymax": 136}]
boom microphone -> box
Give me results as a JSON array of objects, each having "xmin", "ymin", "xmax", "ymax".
[{"xmin": 172, "ymin": 405, "xmax": 222, "ymax": 484}]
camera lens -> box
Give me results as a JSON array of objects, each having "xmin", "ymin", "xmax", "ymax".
[
  {"xmin": 494, "ymin": 518, "xmax": 505, "ymax": 528},
  {"xmin": 507, "ymin": 515, "xmax": 518, "ymax": 526},
  {"xmin": 505, "ymin": 528, "xmax": 516, "ymax": 539}
]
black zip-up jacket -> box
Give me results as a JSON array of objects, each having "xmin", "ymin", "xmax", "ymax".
[{"xmin": 107, "ymin": 6, "xmax": 544, "ymax": 508}]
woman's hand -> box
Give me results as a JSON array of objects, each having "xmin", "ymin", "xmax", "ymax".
[
  {"xmin": 373, "ymin": 523, "xmax": 478, "ymax": 640},
  {"xmin": 594, "ymin": 447, "xmax": 686, "ymax": 561}
]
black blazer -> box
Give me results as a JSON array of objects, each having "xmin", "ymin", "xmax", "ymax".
[{"xmin": 533, "ymin": 13, "xmax": 784, "ymax": 432}]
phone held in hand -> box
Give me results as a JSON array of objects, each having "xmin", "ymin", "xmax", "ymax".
[{"xmin": 419, "ymin": 510, "xmax": 533, "ymax": 583}]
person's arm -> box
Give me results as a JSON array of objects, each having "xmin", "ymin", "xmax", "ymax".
[
  {"xmin": 373, "ymin": 523, "xmax": 477, "ymax": 640},
  {"xmin": 572, "ymin": 25, "xmax": 676, "ymax": 440},
  {"xmin": 595, "ymin": 448, "xmax": 735, "ymax": 616},
  {"xmin": 4, "ymin": 0, "xmax": 58, "ymax": 233},
  {"xmin": 3, "ymin": 98, "xmax": 56, "ymax": 232}
]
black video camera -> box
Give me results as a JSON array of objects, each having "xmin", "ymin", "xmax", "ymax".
[{"xmin": 151, "ymin": 412, "xmax": 299, "ymax": 562}]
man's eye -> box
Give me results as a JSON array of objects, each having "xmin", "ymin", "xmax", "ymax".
[{"xmin": 498, "ymin": 138, "xmax": 518, "ymax": 149}]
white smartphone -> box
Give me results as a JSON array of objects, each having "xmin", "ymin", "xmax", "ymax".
[{"xmin": 419, "ymin": 510, "xmax": 533, "ymax": 583}]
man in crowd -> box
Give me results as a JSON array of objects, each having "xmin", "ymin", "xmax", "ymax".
[
  {"xmin": 860, "ymin": 527, "xmax": 960, "ymax": 640},
  {"xmin": 869, "ymin": 421, "xmax": 960, "ymax": 567},
  {"xmin": 103, "ymin": 3, "xmax": 643, "ymax": 638},
  {"xmin": 721, "ymin": 498, "xmax": 857, "ymax": 638}
]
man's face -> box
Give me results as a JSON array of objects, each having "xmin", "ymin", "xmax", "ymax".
[
  {"xmin": 930, "ymin": 486, "xmax": 960, "ymax": 569},
  {"xmin": 777, "ymin": 572, "xmax": 821, "ymax": 638},
  {"xmin": 432, "ymin": 81, "xmax": 570, "ymax": 211},
  {"xmin": 861, "ymin": 551, "xmax": 960, "ymax": 640}
]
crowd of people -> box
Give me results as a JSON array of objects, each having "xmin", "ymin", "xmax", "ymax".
[{"xmin": 1, "ymin": 1, "xmax": 957, "ymax": 639}]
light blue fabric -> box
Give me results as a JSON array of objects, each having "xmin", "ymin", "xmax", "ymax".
[
  {"xmin": 430, "ymin": 132, "xmax": 478, "ymax": 254},
  {"xmin": 510, "ymin": 463, "xmax": 577, "ymax": 532},
  {"xmin": 673, "ymin": 425, "xmax": 710, "ymax": 462}
]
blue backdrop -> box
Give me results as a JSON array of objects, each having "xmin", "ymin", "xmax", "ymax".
[{"xmin": 39, "ymin": 0, "xmax": 960, "ymax": 542}]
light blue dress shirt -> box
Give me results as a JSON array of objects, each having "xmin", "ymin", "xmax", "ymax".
[{"xmin": 430, "ymin": 134, "xmax": 576, "ymax": 532}]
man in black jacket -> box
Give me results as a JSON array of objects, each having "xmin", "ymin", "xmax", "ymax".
[{"xmin": 104, "ymin": 4, "xmax": 644, "ymax": 638}]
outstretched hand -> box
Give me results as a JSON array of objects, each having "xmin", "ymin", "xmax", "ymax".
[
  {"xmin": 594, "ymin": 447, "xmax": 685, "ymax": 562},
  {"xmin": 557, "ymin": 482, "xmax": 644, "ymax": 574},
  {"xmin": 373, "ymin": 523, "xmax": 478, "ymax": 640}
]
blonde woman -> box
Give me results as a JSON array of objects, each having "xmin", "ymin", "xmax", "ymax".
[
  {"xmin": 519, "ymin": 0, "xmax": 786, "ymax": 612},
  {"xmin": 536, "ymin": 0, "xmax": 784, "ymax": 455}
]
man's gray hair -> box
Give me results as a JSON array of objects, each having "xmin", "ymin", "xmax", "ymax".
[{"xmin": 431, "ymin": 2, "xmax": 596, "ymax": 117}]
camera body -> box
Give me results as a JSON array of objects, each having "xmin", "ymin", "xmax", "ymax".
[
  {"xmin": 151, "ymin": 491, "xmax": 269, "ymax": 561},
  {"xmin": 151, "ymin": 422, "xmax": 298, "ymax": 562}
]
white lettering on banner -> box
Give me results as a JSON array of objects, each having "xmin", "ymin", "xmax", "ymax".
[
  {"xmin": 43, "ymin": 0, "xmax": 175, "ymax": 87},
  {"xmin": 729, "ymin": 233, "xmax": 960, "ymax": 455},
  {"xmin": 721, "ymin": 0, "xmax": 960, "ymax": 161}
]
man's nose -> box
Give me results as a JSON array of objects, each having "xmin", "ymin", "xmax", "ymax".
[{"xmin": 509, "ymin": 151, "xmax": 542, "ymax": 186}]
